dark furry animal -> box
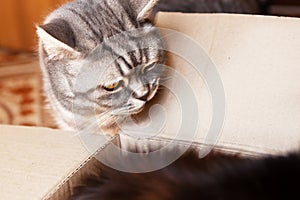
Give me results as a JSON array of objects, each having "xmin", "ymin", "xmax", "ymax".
[
  {"xmin": 70, "ymin": 150, "xmax": 300, "ymax": 200},
  {"xmin": 154, "ymin": 0, "xmax": 271, "ymax": 15}
]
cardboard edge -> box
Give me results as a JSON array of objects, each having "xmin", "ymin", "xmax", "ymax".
[
  {"xmin": 44, "ymin": 135, "xmax": 121, "ymax": 200},
  {"xmin": 155, "ymin": 12, "xmax": 300, "ymax": 22}
]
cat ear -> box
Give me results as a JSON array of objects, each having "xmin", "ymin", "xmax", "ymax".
[
  {"xmin": 122, "ymin": 0, "xmax": 159, "ymax": 21},
  {"xmin": 36, "ymin": 19, "xmax": 81, "ymax": 59}
]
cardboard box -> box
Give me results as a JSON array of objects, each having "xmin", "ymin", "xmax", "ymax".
[{"xmin": 1, "ymin": 13, "xmax": 300, "ymax": 199}]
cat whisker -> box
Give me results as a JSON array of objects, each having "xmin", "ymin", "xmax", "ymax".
[
  {"xmin": 75, "ymin": 109, "xmax": 111, "ymax": 130},
  {"xmin": 109, "ymin": 106, "xmax": 132, "ymax": 115},
  {"xmin": 75, "ymin": 118, "xmax": 100, "ymax": 136},
  {"xmin": 75, "ymin": 115, "xmax": 116, "ymax": 136},
  {"xmin": 160, "ymin": 76, "xmax": 174, "ymax": 84},
  {"xmin": 97, "ymin": 111, "xmax": 115, "ymax": 123}
]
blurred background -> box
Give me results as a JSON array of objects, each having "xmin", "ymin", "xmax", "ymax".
[
  {"xmin": 0, "ymin": 0, "xmax": 68, "ymax": 52},
  {"xmin": 0, "ymin": 0, "xmax": 299, "ymax": 128},
  {"xmin": 0, "ymin": 0, "xmax": 68, "ymax": 128},
  {"xmin": 0, "ymin": 0, "xmax": 300, "ymax": 53}
]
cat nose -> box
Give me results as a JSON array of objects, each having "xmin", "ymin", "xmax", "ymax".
[
  {"xmin": 135, "ymin": 93, "xmax": 149, "ymax": 101},
  {"xmin": 132, "ymin": 89, "xmax": 149, "ymax": 101}
]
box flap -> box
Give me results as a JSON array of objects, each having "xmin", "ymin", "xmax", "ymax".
[
  {"xmin": 120, "ymin": 13, "xmax": 300, "ymax": 156},
  {"xmin": 0, "ymin": 125, "xmax": 90, "ymax": 200}
]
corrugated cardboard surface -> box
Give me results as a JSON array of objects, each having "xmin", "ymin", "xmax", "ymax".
[
  {"xmin": 0, "ymin": 125, "xmax": 90, "ymax": 200},
  {"xmin": 128, "ymin": 13, "xmax": 300, "ymax": 155},
  {"xmin": 0, "ymin": 125, "xmax": 118, "ymax": 200},
  {"xmin": 120, "ymin": 13, "xmax": 300, "ymax": 156},
  {"xmin": 1, "ymin": 13, "xmax": 300, "ymax": 199}
]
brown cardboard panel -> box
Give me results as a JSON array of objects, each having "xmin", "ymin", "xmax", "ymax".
[
  {"xmin": 120, "ymin": 13, "xmax": 300, "ymax": 156},
  {"xmin": 0, "ymin": 125, "xmax": 90, "ymax": 200}
]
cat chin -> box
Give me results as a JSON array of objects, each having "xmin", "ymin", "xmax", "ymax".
[{"xmin": 99, "ymin": 122, "xmax": 121, "ymax": 136}]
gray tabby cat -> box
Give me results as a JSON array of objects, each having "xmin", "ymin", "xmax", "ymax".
[
  {"xmin": 37, "ymin": 0, "xmax": 164, "ymax": 135},
  {"xmin": 37, "ymin": 0, "xmax": 267, "ymax": 135}
]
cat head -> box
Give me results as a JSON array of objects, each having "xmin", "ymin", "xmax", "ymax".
[{"xmin": 37, "ymin": 0, "xmax": 164, "ymax": 131}]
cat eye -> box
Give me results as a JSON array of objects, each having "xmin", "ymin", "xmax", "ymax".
[
  {"xmin": 142, "ymin": 62, "xmax": 156, "ymax": 74},
  {"xmin": 102, "ymin": 80, "xmax": 124, "ymax": 92}
]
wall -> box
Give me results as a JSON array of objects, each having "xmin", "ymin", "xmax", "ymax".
[{"xmin": 0, "ymin": 0, "xmax": 68, "ymax": 51}]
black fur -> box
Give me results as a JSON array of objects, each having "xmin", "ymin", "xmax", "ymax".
[
  {"xmin": 70, "ymin": 150, "xmax": 300, "ymax": 200},
  {"xmin": 154, "ymin": 0, "xmax": 271, "ymax": 14}
]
